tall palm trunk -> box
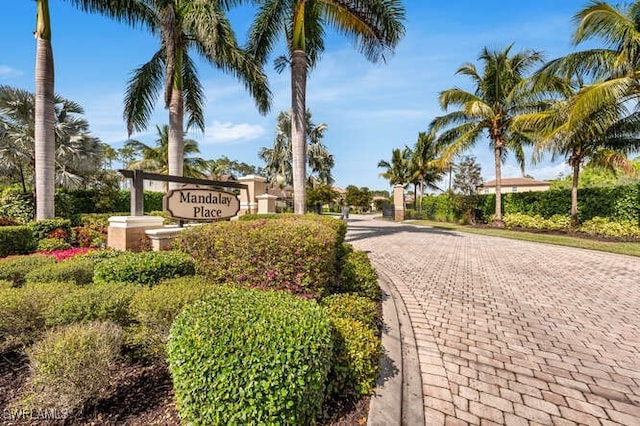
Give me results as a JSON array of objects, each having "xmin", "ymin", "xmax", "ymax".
[
  {"xmin": 291, "ymin": 49, "xmax": 307, "ymax": 214},
  {"xmin": 492, "ymin": 144, "xmax": 504, "ymax": 227},
  {"xmin": 168, "ymin": 84, "xmax": 184, "ymax": 191},
  {"xmin": 34, "ymin": 0, "xmax": 56, "ymax": 220},
  {"xmin": 570, "ymin": 159, "xmax": 580, "ymax": 227}
]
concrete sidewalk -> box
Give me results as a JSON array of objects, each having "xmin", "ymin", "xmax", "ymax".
[{"xmin": 347, "ymin": 216, "xmax": 640, "ymax": 425}]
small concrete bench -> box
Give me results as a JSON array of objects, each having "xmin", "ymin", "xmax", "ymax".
[{"xmin": 145, "ymin": 226, "xmax": 185, "ymax": 251}]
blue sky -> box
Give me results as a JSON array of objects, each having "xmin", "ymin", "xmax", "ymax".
[{"xmin": 1, "ymin": 1, "xmax": 595, "ymax": 191}]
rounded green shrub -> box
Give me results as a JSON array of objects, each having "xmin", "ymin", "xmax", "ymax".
[
  {"xmin": 94, "ymin": 250, "xmax": 195, "ymax": 286},
  {"xmin": 25, "ymin": 257, "xmax": 95, "ymax": 286},
  {"xmin": 0, "ymin": 281, "xmax": 76, "ymax": 351},
  {"xmin": 37, "ymin": 237, "xmax": 72, "ymax": 252},
  {"xmin": 27, "ymin": 321, "xmax": 123, "ymax": 413},
  {"xmin": 167, "ymin": 287, "xmax": 333, "ymax": 424},
  {"xmin": 45, "ymin": 282, "xmax": 139, "ymax": 327},
  {"xmin": 0, "ymin": 254, "xmax": 57, "ymax": 287},
  {"xmin": 327, "ymin": 317, "xmax": 381, "ymax": 397},
  {"xmin": 0, "ymin": 226, "xmax": 36, "ymax": 258},
  {"xmin": 127, "ymin": 276, "xmax": 219, "ymax": 359},
  {"xmin": 322, "ymin": 293, "xmax": 380, "ymax": 332},
  {"xmin": 338, "ymin": 251, "xmax": 381, "ymax": 301}
]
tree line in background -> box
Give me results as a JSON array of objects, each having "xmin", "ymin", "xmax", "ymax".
[{"xmin": 379, "ymin": 1, "xmax": 640, "ymax": 227}]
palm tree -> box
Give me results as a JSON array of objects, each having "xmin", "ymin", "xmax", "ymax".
[
  {"xmin": 430, "ymin": 45, "xmax": 547, "ymax": 227},
  {"xmin": 34, "ymin": 0, "xmax": 56, "ymax": 219},
  {"xmin": 247, "ymin": 0, "xmax": 406, "ymax": 213},
  {"xmin": 33, "ymin": 0, "xmax": 147, "ymax": 219},
  {"xmin": 408, "ymin": 131, "xmax": 444, "ymax": 209},
  {"xmin": 122, "ymin": 0, "xmax": 271, "ymax": 190},
  {"xmin": 0, "ymin": 85, "xmax": 104, "ymax": 192},
  {"xmin": 536, "ymin": 1, "xmax": 640, "ymax": 124},
  {"xmin": 259, "ymin": 110, "xmax": 333, "ymax": 187},
  {"xmin": 125, "ymin": 124, "xmax": 207, "ymax": 185},
  {"xmin": 378, "ymin": 147, "xmax": 411, "ymax": 187},
  {"xmin": 514, "ymin": 81, "xmax": 640, "ymax": 225}
]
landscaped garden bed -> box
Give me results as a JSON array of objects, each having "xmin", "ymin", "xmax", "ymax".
[{"xmin": 0, "ymin": 214, "xmax": 382, "ymax": 425}]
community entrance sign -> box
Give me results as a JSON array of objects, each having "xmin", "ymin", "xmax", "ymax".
[
  {"xmin": 164, "ymin": 187, "xmax": 240, "ymax": 220},
  {"xmin": 118, "ymin": 169, "xmax": 247, "ymax": 217}
]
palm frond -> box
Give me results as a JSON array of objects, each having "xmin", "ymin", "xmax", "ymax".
[{"xmin": 123, "ymin": 50, "xmax": 164, "ymax": 136}]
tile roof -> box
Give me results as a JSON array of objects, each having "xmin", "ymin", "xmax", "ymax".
[{"xmin": 480, "ymin": 177, "xmax": 549, "ymax": 187}]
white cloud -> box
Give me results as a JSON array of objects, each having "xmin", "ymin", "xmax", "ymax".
[
  {"xmin": 0, "ymin": 65, "xmax": 23, "ymax": 79},
  {"xmin": 203, "ymin": 120, "xmax": 266, "ymax": 144}
]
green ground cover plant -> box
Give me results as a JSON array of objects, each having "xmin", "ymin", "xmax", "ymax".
[
  {"xmin": 93, "ymin": 250, "xmax": 195, "ymax": 286},
  {"xmin": 127, "ymin": 276, "xmax": 219, "ymax": 359},
  {"xmin": 0, "ymin": 254, "xmax": 56, "ymax": 286},
  {"xmin": 25, "ymin": 257, "xmax": 95, "ymax": 286}
]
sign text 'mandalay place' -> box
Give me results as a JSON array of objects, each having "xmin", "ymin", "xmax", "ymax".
[{"xmin": 164, "ymin": 187, "xmax": 240, "ymax": 220}]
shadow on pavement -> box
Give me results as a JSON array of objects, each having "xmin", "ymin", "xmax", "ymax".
[{"xmin": 344, "ymin": 218, "xmax": 461, "ymax": 244}]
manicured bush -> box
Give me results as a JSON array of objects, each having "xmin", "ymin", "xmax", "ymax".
[
  {"xmin": 0, "ymin": 254, "xmax": 56, "ymax": 287},
  {"xmin": 167, "ymin": 287, "xmax": 333, "ymax": 424},
  {"xmin": 0, "ymin": 281, "xmax": 75, "ymax": 351},
  {"xmin": 338, "ymin": 251, "xmax": 381, "ymax": 301},
  {"xmin": 177, "ymin": 216, "xmax": 340, "ymax": 297},
  {"xmin": 127, "ymin": 276, "xmax": 218, "ymax": 359},
  {"xmin": 579, "ymin": 217, "xmax": 640, "ymax": 239},
  {"xmin": 25, "ymin": 257, "xmax": 95, "ymax": 286},
  {"xmin": 37, "ymin": 237, "xmax": 72, "ymax": 252},
  {"xmin": 27, "ymin": 321, "xmax": 123, "ymax": 412},
  {"xmin": 80, "ymin": 248, "xmax": 126, "ymax": 262},
  {"xmin": 28, "ymin": 218, "xmax": 73, "ymax": 243},
  {"xmin": 0, "ymin": 226, "xmax": 36, "ymax": 258},
  {"xmin": 503, "ymin": 212, "xmax": 572, "ymax": 231},
  {"xmin": 93, "ymin": 250, "xmax": 195, "ymax": 286},
  {"xmin": 322, "ymin": 293, "xmax": 380, "ymax": 332},
  {"xmin": 327, "ymin": 317, "xmax": 381, "ymax": 397},
  {"xmin": 45, "ymin": 282, "xmax": 139, "ymax": 328},
  {"xmin": 0, "ymin": 189, "xmax": 34, "ymax": 224}
]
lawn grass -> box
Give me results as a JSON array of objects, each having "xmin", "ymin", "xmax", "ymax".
[{"xmin": 407, "ymin": 219, "xmax": 640, "ymax": 258}]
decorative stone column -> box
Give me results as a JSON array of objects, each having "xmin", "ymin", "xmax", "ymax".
[
  {"xmin": 257, "ymin": 194, "xmax": 278, "ymax": 214},
  {"xmin": 393, "ymin": 184, "xmax": 405, "ymax": 221},
  {"xmin": 238, "ymin": 175, "xmax": 267, "ymax": 215},
  {"xmin": 107, "ymin": 216, "xmax": 164, "ymax": 252}
]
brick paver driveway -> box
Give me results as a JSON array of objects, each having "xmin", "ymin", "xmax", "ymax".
[{"xmin": 346, "ymin": 216, "xmax": 640, "ymax": 425}]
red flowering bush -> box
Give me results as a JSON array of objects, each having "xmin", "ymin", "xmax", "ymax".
[
  {"xmin": 48, "ymin": 228, "xmax": 69, "ymax": 241},
  {"xmin": 176, "ymin": 216, "xmax": 340, "ymax": 297}
]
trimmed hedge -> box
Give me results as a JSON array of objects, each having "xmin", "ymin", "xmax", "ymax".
[
  {"xmin": 322, "ymin": 293, "xmax": 380, "ymax": 332},
  {"xmin": 27, "ymin": 321, "xmax": 123, "ymax": 413},
  {"xmin": 177, "ymin": 216, "xmax": 341, "ymax": 297},
  {"xmin": 338, "ymin": 251, "xmax": 381, "ymax": 301},
  {"xmin": 93, "ymin": 250, "xmax": 195, "ymax": 286},
  {"xmin": 420, "ymin": 184, "xmax": 640, "ymax": 224},
  {"xmin": 167, "ymin": 287, "xmax": 333, "ymax": 424},
  {"xmin": 25, "ymin": 257, "xmax": 95, "ymax": 286},
  {"xmin": 0, "ymin": 226, "xmax": 36, "ymax": 258},
  {"xmin": 127, "ymin": 276, "xmax": 218, "ymax": 359},
  {"xmin": 45, "ymin": 282, "xmax": 139, "ymax": 327},
  {"xmin": 327, "ymin": 317, "xmax": 381, "ymax": 397},
  {"xmin": 0, "ymin": 254, "xmax": 56, "ymax": 286}
]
